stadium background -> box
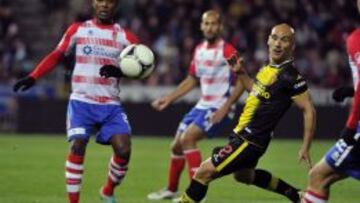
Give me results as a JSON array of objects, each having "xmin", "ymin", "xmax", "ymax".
[
  {"xmin": 0, "ymin": 0, "xmax": 360, "ymax": 203},
  {"xmin": 0, "ymin": 0, "xmax": 358, "ymax": 136}
]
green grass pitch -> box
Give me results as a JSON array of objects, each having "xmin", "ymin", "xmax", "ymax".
[{"xmin": 0, "ymin": 134, "xmax": 358, "ymax": 203}]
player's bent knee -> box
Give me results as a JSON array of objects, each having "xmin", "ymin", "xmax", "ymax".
[
  {"xmin": 111, "ymin": 134, "xmax": 131, "ymax": 160},
  {"xmin": 170, "ymin": 139, "xmax": 183, "ymax": 155},
  {"xmin": 70, "ymin": 139, "xmax": 88, "ymax": 155},
  {"xmin": 194, "ymin": 160, "xmax": 217, "ymax": 183},
  {"xmin": 113, "ymin": 145, "xmax": 131, "ymax": 161}
]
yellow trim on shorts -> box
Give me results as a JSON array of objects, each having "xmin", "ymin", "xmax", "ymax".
[
  {"xmin": 268, "ymin": 176, "xmax": 279, "ymax": 190},
  {"xmin": 215, "ymin": 141, "xmax": 249, "ymax": 172},
  {"xmin": 291, "ymin": 90, "xmax": 308, "ymax": 99},
  {"xmin": 193, "ymin": 177, "xmax": 208, "ymax": 186},
  {"xmin": 181, "ymin": 193, "xmax": 197, "ymax": 203}
]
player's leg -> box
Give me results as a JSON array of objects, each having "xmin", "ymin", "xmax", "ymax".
[
  {"xmin": 304, "ymin": 130, "xmax": 360, "ymax": 203},
  {"xmin": 65, "ymin": 138, "xmax": 88, "ymax": 203},
  {"xmin": 303, "ymin": 159, "xmax": 346, "ymax": 203},
  {"xmin": 167, "ymin": 133, "xmax": 186, "ymax": 192},
  {"xmin": 179, "ymin": 158, "xmax": 217, "ymax": 203},
  {"xmin": 180, "ymin": 124, "xmax": 206, "ymax": 179},
  {"xmin": 96, "ymin": 105, "xmax": 132, "ymax": 202},
  {"xmin": 179, "ymin": 133, "xmax": 261, "ymax": 203},
  {"xmin": 100, "ymin": 134, "xmax": 131, "ymax": 200},
  {"xmin": 180, "ymin": 107, "xmax": 228, "ymax": 179},
  {"xmin": 65, "ymin": 100, "xmax": 95, "ymax": 203},
  {"xmin": 233, "ymin": 168, "xmax": 301, "ymax": 202}
]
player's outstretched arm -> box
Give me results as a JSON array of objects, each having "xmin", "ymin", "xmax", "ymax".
[
  {"xmin": 293, "ymin": 91, "xmax": 316, "ymax": 169},
  {"xmin": 227, "ymin": 54, "xmax": 253, "ymax": 92},
  {"xmin": 151, "ymin": 75, "xmax": 198, "ymax": 111},
  {"xmin": 13, "ymin": 49, "xmax": 64, "ymax": 92},
  {"xmin": 13, "ymin": 23, "xmax": 79, "ymax": 92}
]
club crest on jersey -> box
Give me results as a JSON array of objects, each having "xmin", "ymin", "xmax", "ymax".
[{"xmin": 83, "ymin": 45, "xmax": 93, "ymax": 55}]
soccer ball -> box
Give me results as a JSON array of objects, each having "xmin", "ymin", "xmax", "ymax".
[{"xmin": 118, "ymin": 44, "xmax": 155, "ymax": 79}]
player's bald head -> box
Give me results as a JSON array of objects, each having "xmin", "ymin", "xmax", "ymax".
[
  {"xmin": 269, "ymin": 23, "xmax": 295, "ymax": 50},
  {"xmin": 202, "ymin": 10, "xmax": 222, "ymax": 23},
  {"xmin": 270, "ymin": 23, "xmax": 295, "ymax": 42},
  {"xmin": 268, "ymin": 23, "xmax": 296, "ymax": 64}
]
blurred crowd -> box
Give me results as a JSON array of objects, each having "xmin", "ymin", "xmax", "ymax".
[
  {"xmin": 0, "ymin": 0, "xmax": 21, "ymax": 130},
  {"xmin": 117, "ymin": 0, "xmax": 358, "ymax": 87},
  {"xmin": 0, "ymin": 0, "xmax": 27, "ymax": 85},
  {"xmin": 1, "ymin": 0, "xmax": 360, "ymax": 94}
]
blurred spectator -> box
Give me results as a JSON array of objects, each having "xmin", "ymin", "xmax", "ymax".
[{"xmin": 0, "ymin": 0, "xmax": 29, "ymax": 83}]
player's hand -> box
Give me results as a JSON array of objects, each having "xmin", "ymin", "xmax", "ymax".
[
  {"xmin": 210, "ymin": 107, "xmax": 228, "ymax": 124},
  {"xmin": 99, "ymin": 65, "xmax": 123, "ymax": 78},
  {"xmin": 298, "ymin": 146, "xmax": 312, "ymax": 170},
  {"xmin": 227, "ymin": 53, "xmax": 245, "ymax": 75},
  {"xmin": 151, "ymin": 96, "xmax": 171, "ymax": 111},
  {"xmin": 13, "ymin": 76, "xmax": 36, "ymax": 92},
  {"xmin": 332, "ymin": 86, "xmax": 354, "ymax": 102}
]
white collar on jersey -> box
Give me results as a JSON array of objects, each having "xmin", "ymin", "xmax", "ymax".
[{"xmin": 269, "ymin": 58, "xmax": 294, "ymax": 68}]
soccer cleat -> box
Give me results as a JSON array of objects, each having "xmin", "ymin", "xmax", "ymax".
[
  {"xmin": 172, "ymin": 196, "xmax": 206, "ymax": 203},
  {"xmin": 147, "ymin": 188, "xmax": 178, "ymax": 200},
  {"xmin": 100, "ymin": 187, "xmax": 117, "ymax": 203}
]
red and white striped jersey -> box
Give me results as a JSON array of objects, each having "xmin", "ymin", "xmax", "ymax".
[
  {"xmin": 346, "ymin": 28, "xmax": 360, "ymax": 129},
  {"xmin": 188, "ymin": 39, "xmax": 238, "ymax": 109},
  {"xmin": 58, "ymin": 19, "xmax": 137, "ymax": 104},
  {"xmin": 347, "ymin": 28, "xmax": 360, "ymax": 91}
]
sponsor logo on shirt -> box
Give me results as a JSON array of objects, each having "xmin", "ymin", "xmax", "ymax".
[
  {"xmin": 83, "ymin": 45, "xmax": 92, "ymax": 55},
  {"xmin": 82, "ymin": 45, "xmax": 119, "ymax": 58}
]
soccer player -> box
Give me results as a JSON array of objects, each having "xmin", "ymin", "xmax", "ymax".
[
  {"xmin": 13, "ymin": 0, "xmax": 138, "ymax": 203},
  {"xmin": 178, "ymin": 23, "xmax": 316, "ymax": 203},
  {"xmin": 147, "ymin": 10, "xmax": 245, "ymax": 201},
  {"xmin": 302, "ymin": 1, "xmax": 360, "ymax": 202}
]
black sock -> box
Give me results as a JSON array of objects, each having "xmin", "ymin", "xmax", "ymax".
[
  {"xmin": 185, "ymin": 179, "xmax": 208, "ymax": 202},
  {"xmin": 253, "ymin": 169, "xmax": 300, "ymax": 202}
]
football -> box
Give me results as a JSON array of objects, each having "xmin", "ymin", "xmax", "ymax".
[{"xmin": 118, "ymin": 44, "xmax": 155, "ymax": 79}]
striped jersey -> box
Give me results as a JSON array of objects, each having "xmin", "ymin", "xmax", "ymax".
[
  {"xmin": 188, "ymin": 39, "xmax": 238, "ymax": 109},
  {"xmin": 57, "ymin": 19, "xmax": 137, "ymax": 104},
  {"xmin": 346, "ymin": 28, "xmax": 360, "ymax": 129}
]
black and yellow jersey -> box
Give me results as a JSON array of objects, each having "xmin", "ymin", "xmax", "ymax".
[{"xmin": 234, "ymin": 60, "xmax": 308, "ymax": 147}]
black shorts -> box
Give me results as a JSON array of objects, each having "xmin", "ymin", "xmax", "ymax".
[{"xmin": 211, "ymin": 133, "xmax": 266, "ymax": 176}]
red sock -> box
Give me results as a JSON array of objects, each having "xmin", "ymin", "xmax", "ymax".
[
  {"xmin": 102, "ymin": 155, "xmax": 128, "ymax": 196},
  {"xmin": 167, "ymin": 154, "xmax": 185, "ymax": 192},
  {"xmin": 304, "ymin": 190, "xmax": 328, "ymax": 203},
  {"xmin": 65, "ymin": 153, "xmax": 84, "ymax": 203},
  {"xmin": 184, "ymin": 149, "xmax": 202, "ymax": 179}
]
